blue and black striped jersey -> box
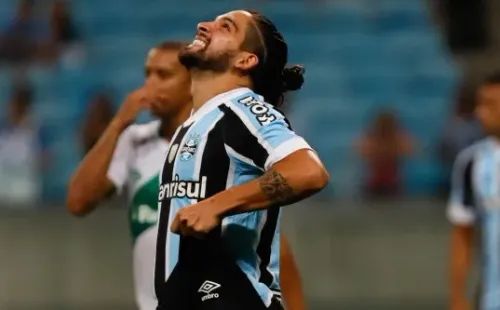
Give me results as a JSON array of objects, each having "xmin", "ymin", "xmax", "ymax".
[{"xmin": 155, "ymin": 87, "xmax": 312, "ymax": 306}]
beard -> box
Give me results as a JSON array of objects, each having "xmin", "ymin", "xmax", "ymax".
[{"xmin": 178, "ymin": 46, "xmax": 232, "ymax": 73}]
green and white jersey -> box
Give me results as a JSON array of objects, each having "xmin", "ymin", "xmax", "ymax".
[
  {"xmin": 107, "ymin": 120, "xmax": 168, "ymax": 310},
  {"xmin": 107, "ymin": 120, "xmax": 168, "ymax": 242}
]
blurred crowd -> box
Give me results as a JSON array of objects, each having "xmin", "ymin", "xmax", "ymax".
[
  {"xmin": 0, "ymin": 0, "xmax": 492, "ymax": 206},
  {"xmin": 0, "ymin": 0, "xmax": 82, "ymax": 68}
]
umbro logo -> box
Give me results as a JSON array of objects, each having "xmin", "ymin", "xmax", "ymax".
[{"xmin": 199, "ymin": 280, "xmax": 220, "ymax": 301}]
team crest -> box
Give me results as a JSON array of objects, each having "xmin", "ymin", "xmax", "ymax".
[{"xmin": 180, "ymin": 133, "xmax": 200, "ymax": 161}]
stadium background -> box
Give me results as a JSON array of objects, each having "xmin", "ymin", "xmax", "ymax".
[{"xmin": 0, "ymin": 0, "xmax": 495, "ymax": 309}]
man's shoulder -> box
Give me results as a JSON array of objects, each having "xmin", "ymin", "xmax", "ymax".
[
  {"xmin": 454, "ymin": 138, "xmax": 490, "ymax": 166},
  {"xmin": 122, "ymin": 120, "xmax": 161, "ymax": 140},
  {"xmin": 222, "ymin": 91, "xmax": 286, "ymax": 128},
  {"xmin": 123, "ymin": 120, "xmax": 161, "ymax": 142}
]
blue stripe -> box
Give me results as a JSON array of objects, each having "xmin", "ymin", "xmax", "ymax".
[
  {"xmin": 490, "ymin": 145, "xmax": 500, "ymax": 309},
  {"xmin": 481, "ymin": 142, "xmax": 500, "ymax": 309},
  {"xmin": 167, "ymin": 108, "xmax": 224, "ymax": 274},
  {"xmin": 222, "ymin": 156, "xmax": 275, "ymax": 303},
  {"xmin": 258, "ymin": 119, "xmax": 296, "ymax": 149},
  {"xmin": 229, "ymin": 93, "xmax": 295, "ymax": 149},
  {"xmin": 167, "ymin": 201, "xmax": 181, "ymax": 274}
]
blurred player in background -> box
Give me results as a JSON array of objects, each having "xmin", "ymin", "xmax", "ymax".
[
  {"xmin": 67, "ymin": 41, "xmax": 191, "ymax": 310},
  {"xmin": 448, "ymin": 73, "xmax": 500, "ymax": 310},
  {"xmin": 67, "ymin": 41, "xmax": 306, "ymax": 310}
]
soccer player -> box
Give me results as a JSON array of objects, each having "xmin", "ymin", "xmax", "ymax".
[
  {"xmin": 448, "ymin": 73, "xmax": 500, "ymax": 310},
  {"xmin": 67, "ymin": 41, "xmax": 306, "ymax": 310},
  {"xmin": 155, "ymin": 10, "xmax": 328, "ymax": 310},
  {"xmin": 67, "ymin": 41, "xmax": 191, "ymax": 310}
]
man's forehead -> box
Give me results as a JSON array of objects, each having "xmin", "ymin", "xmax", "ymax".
[
  {"xmin": 147, "ymin": 48, "xmax": 177, "ymax": 60},
  {"xmin": 147, "ymin": 48, "xmax": 158, "ymax": 60},
  {"xmin": 216, "ymin": 10, "xmax": 253, "ymax": 24},
  {"xmin": 145, "ymin": 48, "xmax": 179, "ymax": 67}
]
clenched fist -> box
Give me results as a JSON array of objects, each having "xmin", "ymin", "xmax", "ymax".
[{"xmin": 170, "ymin": 200, "xmax": 221, "ymax": 238}]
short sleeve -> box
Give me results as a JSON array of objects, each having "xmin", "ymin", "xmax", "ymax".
[
  {"xmin": 447, "ymin": 149, "xmax": 476, "ymax": 226},
  {"xmin": 221, "ymin": 95, "xmax": 312, "ymax": 171},
  {"xmin": 106, "ymin": 127, "xmax": 134, "ymax": 193}
]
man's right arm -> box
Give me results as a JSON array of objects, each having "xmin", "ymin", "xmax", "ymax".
[
  {"xmin": 67, "ymin": 88, "xmax": 150, "ymax": 216},
  {"xmin": 66, "ymin": 119, "xmax": 130, "ymax": 216},
  {"xmin": 450, "ymin": 224, "xmax": 475, "ymax": 310},
  {"xmin": 448, "ymin": 151, "xmax": 476, "ymax": 310}
]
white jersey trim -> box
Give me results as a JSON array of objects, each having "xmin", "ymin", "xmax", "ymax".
[
  {"xmin": 447, "ymin": 204, "xmax": 475, "ymax": 226},
  {"xmin": 264, "ymin": 136, "xmax": 312, "ymax": 170}
]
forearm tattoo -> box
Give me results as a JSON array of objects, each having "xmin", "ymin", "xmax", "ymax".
[{"xmin": 259, "ymin": 169, "xmax": 295, "ymax": 205}]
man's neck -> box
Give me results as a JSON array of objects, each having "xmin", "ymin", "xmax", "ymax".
[
  {"xmin": 190, "ymin": 70, "xmax": 250, "ymax": 111},
  {"xmin": 160, "ymin": 102, "xmax": 192, "ymax": 141}
]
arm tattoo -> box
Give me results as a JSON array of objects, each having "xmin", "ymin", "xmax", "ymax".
[{"xmin": 259, "ymin": 169, "xmax": 295, "ymax": 205}]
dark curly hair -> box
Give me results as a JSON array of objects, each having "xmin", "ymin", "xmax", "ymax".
[{"xmin": 240, "ymin": 11, "xmax": 305, "ymax": 107}]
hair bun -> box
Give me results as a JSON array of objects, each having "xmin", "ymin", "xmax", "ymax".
[{"xmin": 282, "ymin": 65, "xmax": 305, "ymax": 91}]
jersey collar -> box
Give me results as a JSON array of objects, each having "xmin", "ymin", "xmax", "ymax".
[{"xmin": 184, "ymin": 87, "xmax": 251, "ymax": 126}]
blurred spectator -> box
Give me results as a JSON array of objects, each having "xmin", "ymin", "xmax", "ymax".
[
  {"xmin": 438, "ymin": 83, "xmax": 484, "ymax": 194},
  {"xmin": 0, "ymin": 0, "xmax": 83, "ymax": 67},
  {"xmin": 50, "ymin": 0, "xmax": 80, "ymax": 46},
  {"xmin": 430, "ymin": 0, "xmax": 489, "ymax": 55},
  {"xmin": 0, "ymin": 82, "xmax": 48, "ymax": 207},
  {"xmin": 49, "ymin": 0, "xmax": 84, "ymax": 68},
  {"xmin": 81, "ymin": 91, "xmax": 114, "ymax": 154},
  {"xmin": 0, "ymin": 0, "xmax": 42, "ymax": 66},
  {"xmin": 356, "ymin": 110, "xmax": 415, "ymax": 198},
  {"xmin": 439, "ymin": 84, "xmax": 483, "ymax": 162}
]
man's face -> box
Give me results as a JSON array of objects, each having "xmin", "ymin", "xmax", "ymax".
[
  {"xmin": 178, "ymin": 10, "xmax": 258, "ymax": 73},
  {"xmin": 145, "ymin": 48, "xmax": 191, "ymax": 118},
  {"xmin": 476, "ymin": 84, "xmax": 500, "ymax": 135}
]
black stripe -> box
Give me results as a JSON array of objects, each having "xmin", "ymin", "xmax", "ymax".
[
  {"xmin": 179, "ymin": 117, "xmax": 229, "ymax": 262},
  {"xmin": 155, "ymin": 124, "xmax": 191, "ymax": 298},
  {"xmin": 256, "ymin": 207, "xmax": 280, "ymax": 287},
  {"xmin": 274, "ymin": 107, "xmax": 293, "ymax": 129},
  {"xmin": 219, "ymin": 105, "xmax": 269, "ymax": 169},
  {"xmin": 463, "ymin": 160, "xmax": 474, "ymax": 207},
  {"xmin": 199, "ymin": 119, "xmax": 230, "ymax": 199}
]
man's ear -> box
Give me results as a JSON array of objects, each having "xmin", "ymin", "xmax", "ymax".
[{"xmin": 233, "ymin": 52, "xmax": 259, "ymax": 71}]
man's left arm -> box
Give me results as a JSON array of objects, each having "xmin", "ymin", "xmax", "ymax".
[
  {"xmin": 171, "ymin": 100, "xmax": 328, "ymax": 234},
  {"xmin": 212, "ymin": 98, "xmax": 328, "ymax": 217},
  {"xmin": 212, "ymin": 100, "xmax": 328, "ymax": 215},
  {"xmin": 211, "ymin": 148, "xmax": 327, "ymax": 216}
]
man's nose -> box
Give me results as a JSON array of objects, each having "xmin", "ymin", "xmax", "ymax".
[
  {"xmin": 144, "ymin": 78, "xmax": 161, "ymax": 92},
  {"xmin": 197, "ymin": 21, "xmax": 211, "ymax": 34}
]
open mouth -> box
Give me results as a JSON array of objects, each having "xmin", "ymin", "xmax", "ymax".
[{"xmin": 188, "ymin": 35, "xmax": 208, "ymax": 50}]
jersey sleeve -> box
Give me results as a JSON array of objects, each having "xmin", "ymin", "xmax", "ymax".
[
  {"xmin": 447, "ymin": 149, "xmax": 476, "ymax": 226},
  {"xmin": 222, "ymin": 95, "xmax": 312, "ymax": 171},
  {"xmin": 106, "ymin": 127, "xmax": 134, "ymax": 193}
]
